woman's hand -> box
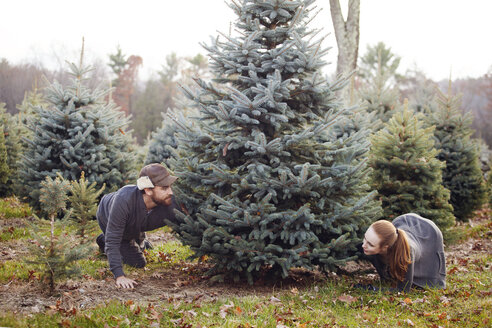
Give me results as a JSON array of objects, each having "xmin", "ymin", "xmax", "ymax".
[{"xmin": 116, "ymin": 276, "xmax": 138, "ymax": 289}]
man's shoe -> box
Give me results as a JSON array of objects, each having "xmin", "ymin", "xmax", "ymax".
[
  {"xmin": 142, "ymin": 239, "xmax": 153, "ymax": 250},
  {"xmin": 96, "ymin": 234, "xmax": 106, "ymax": 254}
]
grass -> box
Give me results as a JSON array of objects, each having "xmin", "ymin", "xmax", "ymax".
[
  {"xmin": 0, "ymin": 225, "xmax": 30, "ymax": 241},
  {"xmin": 0, "ymin": 260, "xmax": 40, "ymax": 283},
  {"xmin": 1, "ymin": 197, "xmax": 491, "ymax": 327},
  {"xmin": 145, "ymin": 240, "xmax": 195, "ymax": 267},
  {"xmin": 0, "ymin": 197, "xmax": 33, "ymax": 241},
  {"xmin": 0, "ymin": 253, "xmax": 110, "ymax": 284},
  {"xmin": 0, "ymin": 255, "xmax": 490, "ymax": 327},
  {"xmin": 0, "ymin": 196, "xmax": 32, "ymax": 219}
]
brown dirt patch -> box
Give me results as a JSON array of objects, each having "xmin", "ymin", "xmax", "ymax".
[
  {"xmin": 0, "ymin": 265, "xmax": 330, "ymax": 314},
  {"xmin": 0, "ymin": 239, "xmax": 31, "ymax": 261}
]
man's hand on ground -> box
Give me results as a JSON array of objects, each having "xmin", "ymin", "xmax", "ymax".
[{"xmin": 116, "ymin": 276, "xmax": 138, "ymax": 289}]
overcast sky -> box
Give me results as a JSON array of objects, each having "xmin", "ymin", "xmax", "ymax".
[{"xmin": 1, "ymin": 0, "xmax": 490, "ymax": 81}]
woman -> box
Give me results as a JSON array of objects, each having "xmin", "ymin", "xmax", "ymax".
[{"xmin": 362, "ymin": 213, "xmax": 446, "ymax": 292}]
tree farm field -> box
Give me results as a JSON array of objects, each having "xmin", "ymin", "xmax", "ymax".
[{"xmin": 0, "ymin": 198, "xmax": 489, "ymax": 327}]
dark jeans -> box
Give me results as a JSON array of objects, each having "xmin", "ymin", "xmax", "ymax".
[{"xmin": 96, "ymin": 233, "xmax": 146, "ymax": 268}]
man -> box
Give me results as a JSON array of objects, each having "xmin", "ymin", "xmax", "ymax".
[{"xmin": 96, "ymin": 163, "xmax": 178, "ymax": 289}]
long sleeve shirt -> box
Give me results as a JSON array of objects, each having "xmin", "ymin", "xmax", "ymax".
[
  {"xmin": 364, "ymin": 213, "xmax": 446, "ymax": 292},
  {"xmin": 96, "ymin": 185, "xmax": 178, "ymax": 278}
]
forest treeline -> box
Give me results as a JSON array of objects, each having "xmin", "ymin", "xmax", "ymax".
[{"xmin": 0, "ymin": 44, "xmax": 491, "ymax": 147}]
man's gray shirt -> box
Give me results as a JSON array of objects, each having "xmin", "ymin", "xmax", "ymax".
[{"xmin": 96, "ymin": 185, "xmax": 178, "ymax": 278}]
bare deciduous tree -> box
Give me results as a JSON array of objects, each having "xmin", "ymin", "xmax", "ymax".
[
  {"xmin": 329, "ymin": 0, "xmax": 360, "ymax": 81},
  {"xmin": 0, "ymin": 59, "xmax": 47, "ymax": 114}
]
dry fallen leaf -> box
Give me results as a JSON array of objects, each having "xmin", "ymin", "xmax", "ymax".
[
  {"xmin": 439, "ymin": 296, "xmax": 450, "ymax": 305},
  {"xmin": 151, "ymin": 272, "xmax": 163, "ymax": 279},
  {"xmin": 438, "ymin": 312, "xmax": 448, "ymax": 320},
  {"xmin": 270, "ymin": 296, "xmax": 282, "ymax": 303},
  {"xmin": 186, "ymin": 310, "xmax": 197, "ymax": 317},
  {"xmin": 219, "ymin": 302, "xmax": 234, "ymax": 318},
  {"xmin": 337, "ymin": 294, "xmax": 357, "ymax": 304},
  {"xmin": 404, "ymin": 318, "xmax": 414, "ymax": 326}
]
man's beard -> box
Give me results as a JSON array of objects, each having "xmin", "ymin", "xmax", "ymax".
[{"xmin": 151, "ymin": 194, "xmax": 172, "ymax": 206}]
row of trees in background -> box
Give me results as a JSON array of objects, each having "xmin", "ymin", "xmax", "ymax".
[
  {"xmin": 0, "ymin": 47, "xmax": 208, "ymax": 145},
  {"xmin": 1, "ymin": 50, "xmax": 491, "ymax": 147}
]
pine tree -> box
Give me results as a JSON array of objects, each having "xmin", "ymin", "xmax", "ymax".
[
  {"xmin": 145, "ymin": 116, "xmax": 178, "ymax": 165},
  {"xmin": 480, "ymin": 140, "xmax": 492, "ymax": 207},
  {"xmin": 369, "ymin": 101, "xmax": 455, "ymax": 231},
  {"xmin": 15, "ymin": 85, "xmax": 46, "ymax": 148},
  {"xmin": 0, "ymin": 103, "xmax": 22, "ymax": 196},
  {"xmin": 487, "ymin": 169, "xmax": 492, "ymax": 207},
  {"xmin": 131, "ymin": 77, "xmax": 172, "ymax": 143},
  {"xmin": 133, "ymin": 135, "xmax": 150, "ymax": 169},
  {"xmin": 478, "ymin": 139, "xmax": 491, "ymax": 174},
  {"xmin": 426, "ymin": 83, "xmax": 487, "ymax": 221},
  {"xmin": 18, "ymin": 45, "xmax": 137, "ymax": 208},
  {"xmin": 11, "ymin": 87, "xmax": 46, "ymax": 198},
  {"xmin": 68, "ymin": 171, "xmax": 106, "ymax": 239},
  {"xmin": 357, "ymin": 44, "xmax": 400, "ymax": 129},
  {"xmin": 26, "ymin": 175, "xmax": 93, "ymax": 294},
  {"xmin": 400, "ymin": 68, "xmax": 437, "ymax": 114},
  {"xmin": 0, "ymin": 122, "xmax": 8, "ymax": 186},
  {"xmin": 145, "ymin": 108, "xmax": 187, "ymax": 166},
  {"xmin": 108, "ymin": 45, "xmax": 128, "ymax": 84},
  {"xmin": 165, "ymin": 0, "xmax": 380, "ymax": 283},
  {"xmin": 358, "ymin": 42, "xmax": 401, "ymax": 86}
]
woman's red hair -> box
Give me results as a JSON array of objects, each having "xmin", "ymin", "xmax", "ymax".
[{"xmin": 371, "ymin": 220, "xmax": 412, "ymax": 281}]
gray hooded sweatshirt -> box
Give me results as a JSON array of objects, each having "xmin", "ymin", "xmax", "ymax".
[{"xmin": 367, "ymin": 213, "xmax": 446, "ymax": 291}]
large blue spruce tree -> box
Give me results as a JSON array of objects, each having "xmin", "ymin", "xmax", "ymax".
[
  {"xmin": 19, "ymin": 48, "xmax": 137, "ymax": 207},
  {"xmin": 166, "ymin": 0, "xmax": 381, "ymax": 283}
]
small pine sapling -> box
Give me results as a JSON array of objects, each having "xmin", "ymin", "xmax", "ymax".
[
  {"xmin": 26, "ymin": 174, "xmax": 93, "ymax": 294},
  {"xmin": 68, "ymin": 171, "xmax": 105, "ymax": 239}
]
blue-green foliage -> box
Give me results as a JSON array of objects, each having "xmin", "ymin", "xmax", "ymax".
[
  {"xmin": 165, "ymin": 0, "xmax": 381, "ymax": 283},
  {"xmin": 487, "ymin": 170, "xmax": 492, "ymax": 207},
  {"xmin": 18, "ymin": 58, "xmax": 137, "ymax": 207},
  {"xmin": 145, "ymin": 113, "xmax": 178, "ymax": 165},
  {"xmin": 26, "ymin": 175, "xmax": 93, "ymax": 294},
  {"xmin": 0, "ymin": 104, "xmax": 22, "ymax": 196},
  {"xmin": 370, "ymin": 104, "xmax": 455, "ymax": 231},
  {"xmin": 427, "ymin": 85, "xmax": 487, "ymax": 221},
  {"xmin": 357, "ymin": 43, "xmax": 401, "ymax": 129}
]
